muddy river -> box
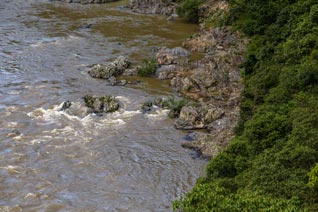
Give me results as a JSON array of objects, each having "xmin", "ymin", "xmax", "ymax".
[{"xmin": 0, "ymin": 0, "xmax": 206, "ymax": 211}]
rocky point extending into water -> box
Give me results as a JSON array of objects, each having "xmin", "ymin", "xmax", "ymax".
[
  {"xmin": 149, "ymin": 26, "xmax": 247, "ymax": 157},
  {"xmin": 93, "ymin": 0, "xmax": 247, "ymax": 157},
  {"xmin": 58, "ymin": 0, "xmax": 246, "ymax": 157}
]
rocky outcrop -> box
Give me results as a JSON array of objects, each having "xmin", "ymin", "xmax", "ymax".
[
  {"xmin": 175, "ymin": 104, "xmax": 224, "ymax": 130},
  {"xmin": 156, "ymin": 47, "xmax": 190, "ymax": 65},
  {"xmin": 130, "ymin": 0, "xmax": 177, "ymax": 16},
  {"xmin": 84, "ymin": 95, "xmax": 120, "ymax": 113},
  {"xmin": 55, "ymin": 0, "xmax": 119, "ymax": 4},
  {"xmin": 152, "ymin": 26, "xmax": 247, "ymax": 157},
  {"xmin": 88, "ymin": 56, "xmax": 131, "ymax": 79}
]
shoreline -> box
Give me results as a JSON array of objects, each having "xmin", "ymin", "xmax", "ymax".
[
  {"xmin": 128, "ymin": 0, "xmax": 247, "ymax": 157},
  {"xmin": 55, "ymin": 0, "xmax": 247, "ymax": 157}
]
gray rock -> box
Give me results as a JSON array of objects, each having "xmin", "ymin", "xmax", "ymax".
[
  {"xmin": 130, "ymin": 0, "xmax": 176, "ymax": 16},
  {"xmin": 122, "ymin": 68, "xmax": 138, "ymax": 76},
  {"xmin": 156, "ymin": 47, "xmax": 190, "ymax": 65},
  {"xmin": 141, "ymin": 101, "xmax": 153, "ymax": 113},
  {"xmin": 202, "ymin": 106, "xmax": 224, "ymax": 124},
  {"xmin": 175, "ymin": 106, "xmax": 205, "ymax": 130},
  {"xmin": 84, "ymin": 95, "xmax": 119, "ymax": 113},
  {"xmin": 108, "ymin": 76, "xmax": 127, "ymax": 86},
  {"xmin": 155, "ymin": 64, "xmax": 176, "ymax": 80},
  {"xmin": 88, "ymin": 56, "xmax": 131, "ymax": 79}
]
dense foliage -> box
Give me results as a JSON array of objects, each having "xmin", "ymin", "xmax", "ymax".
[
  {"xmin": 137, "ymin": 59, "xmax": 158, "ymax": 77},
  {"xmin": 175, "ymin": 0, "xmax": 318, "ymax": 211},
  {"xmin": 176, "ymin": 0, "xmax": 206, "ymax": 22}
]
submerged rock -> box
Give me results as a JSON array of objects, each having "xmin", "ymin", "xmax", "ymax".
[
  {"xmin": 141, "ymin": 101, "xmax": 153, "ymax": 113},
  {"xmin": 59, "ymin": 101, "xmax": 72, "ymax": 111},
  {"xmin": 88, "ymin": 56, "xmax": 131, "ymax": 79},
  {"xmin": 83, "ymin": 95, "xmax": 119, "ymax": 113},
  {"xmin": 108, "ymin": 76, "xmax": 127, "ymax": 86}
]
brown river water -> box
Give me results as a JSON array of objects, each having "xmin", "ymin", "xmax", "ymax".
[{"xmin": 0, "ymin": 0, "xmax": 207, "ymax": 211}]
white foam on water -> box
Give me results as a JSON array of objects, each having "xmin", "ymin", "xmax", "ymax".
[
  {"xmin": 5, "ymin": 106, "xmax": 18, "ymax": 112},
  {"xmin": 7, "ymin": 90, "xmax": 22, "ymax": 95},
  {"xmin": 27, "ymin": 101, "xmax": 142, "ymax": 137},
  {"xmin": 144, "ymin": 109, "xmax": 170, "ymax": 120},
  {"xmin": 116, "ymin": 96, "xmax": 132, "ymax": 104},
  {"xmin": 7, "ymin": 122, "xmax": 18, "ymax": 127},
  {"xmin": 99, "ymin": 118, "xmax": 125, "ymax": 126},
  {"xmin": 12, "ymin": 134, "xmax": 24, "ymax": 141},
  {"xmin": 111, "ymin": 110, "xmax": 141, "ymax": 119},
  {"xmin": 30, "ymin": 35, "xmax": 81, "ymax": 48},
  {"xmin": 27, "ymin": 102, "xmax": 84, "ymax": 124},
  {"xmin": 30, "ymin": 138, "xmax": 45, "ymax": 145}
]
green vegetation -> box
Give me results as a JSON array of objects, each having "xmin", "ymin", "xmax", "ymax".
[
  {"xmin": 176, "ymin": 0, "xmax": 206, "ymax": 23},
  {"xmin": 137, "ymin": 59, "xmax": 158, "ymax": 77},
  {"xmin": 162, "ymin": 97, "xmax": 194, "ymax": 118},
  {"xmin": 174, "ymin": 0, "xmax": 318, "ymax": 211}
]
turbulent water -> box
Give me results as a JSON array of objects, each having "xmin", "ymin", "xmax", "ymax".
[{"xmin": 0, "ymin": 0, "xmax": 206, "ymax": 211}]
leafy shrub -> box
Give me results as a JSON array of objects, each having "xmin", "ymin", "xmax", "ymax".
[
  {"xmin": 176, "ymin": 0, "xmax": 205, "ymax": 23},
  {"xmin": 137, "ymin": 59, "xmax": 158, "ymax": 77},
  {"xmin": 308, "ymin": 163, "xmax": 318, "ymax": 188},
  {"xmin": 162, "ymin": 97, "xmax": 195, "ymax": 118}
]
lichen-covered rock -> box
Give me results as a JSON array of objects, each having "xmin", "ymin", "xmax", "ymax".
[
  {"xmin": 175, "ymin": 106, "xmax": 205, "ymax": 130},
  {"xmin": 130, "ymin": 0, "xmax": 176, "ymax": 16},
  {"xmin": 155, "ymin": 64, "xmax": 176, "ymax": 80},
  {"xmin": 156, "ymin": 47, "xmax": 190, "ymax": 65},
  {"xmin": 182, "ymin": 132, "xmax": 226, "ymax": 158},
  {"xmin": 84, "ymin": 95, "xmax": 119, "ymax": 113},
  {"xmin": 174, "ymin": 104, "xmax": 224, "ymax": 130},
  {"xmin": 202, "ymin": 105, "xmax": 224, "ymax": 123},
  {"xmin": 141, "ymin": 101, "xmax": 153, "ymax": 113},
  {"xmin": 88, "ymin": 56, "xmax": 131, "ymax": 79},
  {"xmin": 108, "ymin": 76, "xmax": 127, "ymax": 86}
]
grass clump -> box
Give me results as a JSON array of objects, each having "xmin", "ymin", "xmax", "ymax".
[
  {"xmin": 137, "ymin": 59, "xmax": 158, "ymax": 77},
  {"xmin": 162, "ymin": 97, "xmax": 197, "ymax": 118}
]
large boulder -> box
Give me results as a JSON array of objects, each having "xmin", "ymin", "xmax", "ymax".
[
  {"xmin": 202, "ymin": 105, "xmax": 224, "ymax": 123},
  {"xmin": 84, "ymin": 95, "xmax": 120, "ymax": 113},
  {"xmin": 175, "ymin": 106, "xmax": 204, "ymax": 130},
  {"xmin": 175, "ymin": 104, "xmax": 224, "ymax": 130},
  {"xmin": 88, "ymin": 56, "xmax": 130, "ymax": 79}
]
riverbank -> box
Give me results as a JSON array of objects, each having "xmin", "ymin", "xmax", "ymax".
[
  {"xmin": 130, "ymin": 0, "xmax": 318, "ymax": 211},
  {"xmin": 56, "ymin": 0, "xmax": 246, "ymax": 157},
  {"xmin": 129, "ymin": 0, "xmax": 247, "ymax": 157}
]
